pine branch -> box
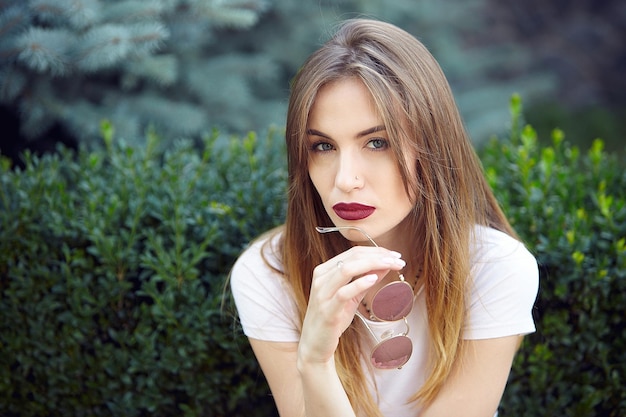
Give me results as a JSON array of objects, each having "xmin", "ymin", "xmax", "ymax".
[
  {"xmin": 100, "ymin": 0, "xmax": 164, "ymax": 24},
  {"xmin": 16, "ymin": 27, "xmax": 73, "ymax": 75},
  {"xmin": 127, "ymin": 21, "xmax": 169, "ymax": 54},
  {"xmin": 123, "ymin": 54, "xmax": 177, "ymax": 87},
  {"xmin": 74, "ymin": 23, "xmax": 168, "ymax": 72},
  {"xmin": 30, "ymin": 0, "xmax": 101, "ymax": 29},
  {"xmin": 29, "ymin": 0, "xmax": 68, "ymax": 25},
  {"xmin": 74, "ymin": 24, "xmax": 133, "ymax": 72},
  {"xmin": 0, "ymin": 4, "xmax": 29, "ymax": 41}
]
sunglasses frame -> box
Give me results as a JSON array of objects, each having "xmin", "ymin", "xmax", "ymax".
[
  {"xmin": 356, "ymin": 313, "xmax": 413, "ymax": 369},
  {"xmin": 315, "ymin": 225, "xmax": 415, "ymax": 369}
]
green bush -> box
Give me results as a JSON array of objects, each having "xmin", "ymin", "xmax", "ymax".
[
  {"xmin": 0, "ymin": 125, "xmax": 285, "ymax": 416},
  {"xmin": 1, "ymin": 95, "xmax": 624, "ymax": 416},
  {"xmin": 483, "ymin": 95, "xmax": 626, "ymax": 416}
]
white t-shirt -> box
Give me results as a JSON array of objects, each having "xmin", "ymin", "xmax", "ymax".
[{"xmin": 230, "ymin": 225, "xmax": 539, "ymax": 416}]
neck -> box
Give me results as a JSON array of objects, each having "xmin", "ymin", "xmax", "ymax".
[{"xmin": 373, "ymin": 217, "xmax": 415, "ymax": 259}]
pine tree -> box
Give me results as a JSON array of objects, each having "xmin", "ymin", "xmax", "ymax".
[
  {"xmin": 0, "ymin": 0, "xmax": 271, "ymax": 146},
  {"xmin": 2, "ymin": 0, "xmax": 583, "ymax": 150}
]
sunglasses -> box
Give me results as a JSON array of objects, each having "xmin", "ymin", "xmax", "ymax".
[{"xmin": 315, "ymin": 226, "xmax": 414, "ymax": 369}]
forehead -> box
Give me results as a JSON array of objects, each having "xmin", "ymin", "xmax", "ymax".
[{"xmin": 307, "ymin": 78, "xmax": 382, "ymax": 132}]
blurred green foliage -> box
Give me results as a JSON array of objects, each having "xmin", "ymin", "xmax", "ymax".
[
  {"xmin": 0, "ymin": 127, "xmax": 286, "ymax": 416},
  {"xmin": 482, "ymin": 95, "xmax": 626, "ymax": 416},
  {"xmin": 0, "ymin": 96, "xmax": 624, "ymax": 415},
  {"xmin": 525, "ymin": 101, "xmax": 626, "ymax": 162}
]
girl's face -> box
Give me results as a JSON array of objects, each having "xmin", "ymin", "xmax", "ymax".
[{"xmin": 306, "ymin": 77, "xmax": 416, "ymax": 247}]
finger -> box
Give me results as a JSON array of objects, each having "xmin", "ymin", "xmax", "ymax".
[
  {"xmin": 317, "ymin": 246, "xmax": 403, "ymax": 277},
  {"xmin": 318, "ymin": 246, "xmax": 402, "ymax": 274},
  {"xmin": 313, "ymin": 255, "xmax": 405, "ymax": 302},
  {"xmin": 335, "ymin": 273, "xmax": 379, "ymax": 303},
  {"xmin": 337, "ymin": 254, "xmax": 405, "ymax": 282}
]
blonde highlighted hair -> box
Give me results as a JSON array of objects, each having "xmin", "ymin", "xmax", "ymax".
[{"xmin": 270, "ymin": 19, "xmax": 516, "ymax": 416}]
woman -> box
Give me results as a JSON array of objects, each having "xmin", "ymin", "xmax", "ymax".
[{"xmin": 230, "ymin": 19, "xmax": 538, "ymax": 417}]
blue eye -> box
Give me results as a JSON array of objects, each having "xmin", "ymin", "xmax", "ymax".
[
  {"xmin": 311, "ymin": 141, "xmax": 334, "ymax": 152},
  {"xmin": 367, "ymin": 138, "xmax": 388, "ymax": 150}
]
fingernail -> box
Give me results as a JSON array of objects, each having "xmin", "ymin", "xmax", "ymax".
[
  {"xmin": 389, "ymin": 251, "xmax": 402, "ymax": 258},
  {"xmin": 362, "ymin": 274, "xmax": 378, "ymax": 284},
  {"xmin": 382, "ymin": 257, "xmax": 406, "ymax": 267}
]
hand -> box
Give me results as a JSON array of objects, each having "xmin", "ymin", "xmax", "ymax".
[{"xmin": 297, "ymin": 246, "xmax": 406, "ymax": 367}]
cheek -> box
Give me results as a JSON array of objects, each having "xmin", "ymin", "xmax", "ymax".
[
  {"xmin": 307, "ymin": 166, "xmax": 326, "ymax": 198},
  {"xmin": 308, "ymin": 160, "xmax": 329, "ymax": 183},
  {"xmin": 392, "ymin": 169, "xmax": 415, "ymax": 206},
  {"xmin": 400, "ymin": 156, "xmax": 419, "ymax": 202}
]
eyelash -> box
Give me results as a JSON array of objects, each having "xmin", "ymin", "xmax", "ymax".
[
  {"xmin": 367, "ymin": 138, "xmax": 389, "ymax": 150},
  {"xmin": 310, "ymin": 141, "xmax": 333, "ymax": 153},
  {"xmin": 309, "ymin": 138, "xmax": 389, "ymax": 153}
]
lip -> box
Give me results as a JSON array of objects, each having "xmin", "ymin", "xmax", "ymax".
[{"xmin": 332, "ymin": 203, "xmax": 376, "ymax": 221}]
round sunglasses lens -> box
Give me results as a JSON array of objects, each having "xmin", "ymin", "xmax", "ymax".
[
  {"xmin": 371, "ymin": 281, "xmax": 414, "ymax": 321},
  {"xmin": 371, "ymin": 336, "xmax": 412, "ymax": 369}
]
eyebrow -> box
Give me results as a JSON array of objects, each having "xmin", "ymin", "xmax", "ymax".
[{"xmin": 306, "ymin": 125, "xmax": 386, "ymax": 139}]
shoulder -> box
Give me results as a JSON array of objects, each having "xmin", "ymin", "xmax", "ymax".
[
  {"xmin": 230, "ymin": 229, "xmax": 287, "ymax": 300},
  {"xmin": 230, "ymin": 229, "xmax": 301, "ymax": 342},
  {"xmin": 471, "ymin": 225, "xmax": 535, "ymax": 266},
  {"xmin": 470, "ymin": 225, "xmax": 538, "ymax": 291},
  {"xmin": 464, "ymin": 226, "xmax": 539, "ymax": 339},
  {"xmin": 232, "ymin": 230, "xmax": 284, "ymax": 277}
]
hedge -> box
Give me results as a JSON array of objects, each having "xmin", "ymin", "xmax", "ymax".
[
  {"xmin": 483, "ymin": 96, "xmax": 626, "ymax": 416},
  {"xmin": 1, "ymin": 97, "xmax": 624, "ymax": 416},
  {"xmin": 0, "ymin": 125, "xmax": 285, "ymax": 416}
]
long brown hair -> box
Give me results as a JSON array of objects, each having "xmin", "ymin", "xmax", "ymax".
[{"xmin": 272, "ymin": 18, "xmax": 516, "ymax": 415}]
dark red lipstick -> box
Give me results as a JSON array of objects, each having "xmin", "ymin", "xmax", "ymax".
[{"xmin": 333, "ymin": 203, "xmax": 375, "ymax": 221}]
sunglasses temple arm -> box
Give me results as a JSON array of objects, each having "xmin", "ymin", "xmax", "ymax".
[
  {"xmin": 315, "ymin": 226, "xmax": 379, "ymax": 247},
  {"xmin": 402, "ymin": 317, "xmax": 410, "ymax": 337}
]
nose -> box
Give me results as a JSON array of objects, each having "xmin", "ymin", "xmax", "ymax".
[{"xmin": 335, "ymin": 150, "xmax": 364, "ymax": 192}]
